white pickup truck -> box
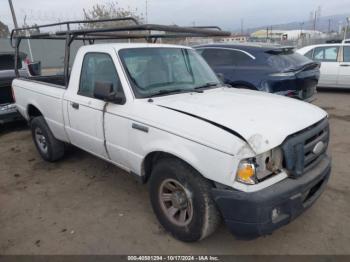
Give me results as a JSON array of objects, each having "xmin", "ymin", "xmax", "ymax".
[{"xmin": 13, "ymin": 43, "xmax": 331, "ymax": 242}]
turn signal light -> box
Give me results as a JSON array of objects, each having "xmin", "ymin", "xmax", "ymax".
[{"xmin": 236, "ymin": 162, "xmax": 256, "ymax": 185}]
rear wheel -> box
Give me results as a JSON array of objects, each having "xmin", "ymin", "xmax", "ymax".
[
  {"xmin": 149, "ymin": 158, "xmax": 221, "ymax": 242},
  {"xmin": 31, "ymin": 116, "xmax": 65, "ymax": 162}
]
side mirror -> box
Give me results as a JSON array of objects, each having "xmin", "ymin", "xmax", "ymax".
[
  {"xmin": 93, "ymin": 81, "xmax": 126, "ymax": 104},
  {"xmin": 27, "ymin": 61, "xmax": 41, "ymax": 76}
]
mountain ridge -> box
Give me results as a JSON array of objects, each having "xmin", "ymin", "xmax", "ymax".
[{"xmin": 240, "ymin": 13, "xmax": 350, "ymax": 33}]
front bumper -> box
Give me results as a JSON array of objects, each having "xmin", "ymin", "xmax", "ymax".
[
  {"xmin": 212, "ymin": 155, "xmax": 331, "ymax": 239},
  {"xmin": 0, "ymin": 103, "xmax": 22, "ymax": 123},
  {"xmin": 274, "ymin": 86, "xmax": 317, "ymax": 102}
]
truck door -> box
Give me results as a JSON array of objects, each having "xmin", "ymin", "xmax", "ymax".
[{"xmin": 65, "ymin": 52, "xmax": 118, "ymax": 158}]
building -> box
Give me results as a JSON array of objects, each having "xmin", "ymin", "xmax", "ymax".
[
  {"xmin": 250, "ymin": 29, "xmax": 326, "ymax": 40},
  {"xmin": 219, "ymin": 34, "xmax": 249, "ymax": 43},
  {"xmin": 250, "ymin": 29, "xmax": 286, "ymax": 40}
]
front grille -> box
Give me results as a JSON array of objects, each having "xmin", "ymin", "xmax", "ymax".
[{"xmin": 282, "ymin": 118, "xmax": 329, "ymax": 178}]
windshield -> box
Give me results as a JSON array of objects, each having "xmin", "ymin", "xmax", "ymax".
[
  {"xmin": 119, "ymin": 47, "xmax": 220, "ymax": 98},
  {"xmin": 265, "ymin": 50, "xmax": 312, "ymax": 72}
]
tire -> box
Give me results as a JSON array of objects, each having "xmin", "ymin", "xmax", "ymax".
[
  {"xmin": 30, "ymin": 116, "xmax": 65, "ymax": 162},
  {"xmin": 149, "ymin": 157, "xmax": 221, "ymax": 242}
]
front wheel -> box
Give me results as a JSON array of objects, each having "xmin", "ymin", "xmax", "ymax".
[
  {"xmin": 149, "ymin": 158, "xmax": 221, "ymax": 242},
  {"xmin": 31, "ymin": 116, "xmax": 65, "ymax": 162}
]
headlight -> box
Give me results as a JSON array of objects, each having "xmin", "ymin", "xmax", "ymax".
[{"xmin": 235, "ymin": 147, "xmax": 283, "ymax": 185}]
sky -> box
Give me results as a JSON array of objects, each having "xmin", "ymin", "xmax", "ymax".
[{"xmin": 1, "ymin": 0, "xmax": 350, "ymax": 31}]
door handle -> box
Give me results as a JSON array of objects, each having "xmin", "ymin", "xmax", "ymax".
[
  {"xmin": 132, "ymin": 123, "xmax": 149, "ymax": 133},
  {"xmin": 340, "ymin": 64, "xmax": 350, "ymax": 67},
  {"xmin": 71, "ymin": 102, "xmax": 79, "ymax": 109}
]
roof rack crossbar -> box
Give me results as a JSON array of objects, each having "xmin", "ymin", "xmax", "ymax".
[
  {"xmin": 10, "ymin": 17, "xmax": 140, "ymax": 47},
  {"xmin": 54, "ymin": 24, "xmax": 229, "ymax": 37},
  {"xmin": 11, "ymin": 17, "xmax": 231, "ymax": 87},
  {"xmin": 11, "ymin": 18, "xmax": 230, "ymax": 47}
]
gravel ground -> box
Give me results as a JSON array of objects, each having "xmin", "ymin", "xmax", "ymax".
[{"xmin": 0, "ymin": 91, "xmax": 349, "ymax": 255}]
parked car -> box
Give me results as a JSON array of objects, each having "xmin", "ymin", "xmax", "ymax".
[
  {"xmin": 13, "ymin": 42, "xmax": 331, "ymax": 242},
  {"xmin": 0, "ymin": 52, "xmax": 40, "ymax": 123},
  {"xmin": 195, "ymin": 44, "xmax": 320, "ymax": 101},
  {"xmin": 297, "ymin": 43, "xmax": 350, "ymax": 89}
]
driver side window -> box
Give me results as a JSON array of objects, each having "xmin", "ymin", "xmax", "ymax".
[{"xmin": 79, "ymin": 52, "xmax": 122, "ymax": 98}]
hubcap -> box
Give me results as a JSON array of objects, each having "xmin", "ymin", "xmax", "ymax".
[
  {"xmin": 34, "ymin": 127, "xmax": 48, "ymax": 154},
  {"xmin": 159, "ymin": 179, "xmax": 193, "ymax": 227}
]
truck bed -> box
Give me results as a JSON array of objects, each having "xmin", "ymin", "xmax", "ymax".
[
  {"xmin": 25, "ymin": 75, "xmax": 66, "ymax": 87},
  {"xmin": 12, "ymin": 78, "xmax": 69, "ymax": 142}
]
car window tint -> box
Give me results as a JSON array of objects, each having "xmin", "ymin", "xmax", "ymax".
[
  {"xmin": 201, "ymin": 49, "xmax": 233, "ymax": 66},
  {"xmin": 265, "ymin": 49, "xmax": 311, "ymax": 71},
  {"xmin": 79, "ymin": 53, "xmax": 121, "ymax": 98},
  {"xmin": 231, "ymin": 50, "xmax": 253, "ymax": 65},
  {"xmin": 343, "ymin": 46, "xmax": 350, "ymax": 62},
  {"xmin": 313, "ymin": 46, "xmax": 339, "ymax": 62},
  {"xmin": 201, "ymin": 49, "xmax": 252, "ymax": 67}
]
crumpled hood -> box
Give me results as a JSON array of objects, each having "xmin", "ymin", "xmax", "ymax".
[{"xmin": 154, "ymin": 87, "xmax": 327, "ymax": 154}]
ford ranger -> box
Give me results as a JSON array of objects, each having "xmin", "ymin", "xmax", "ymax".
[
  {"xmin": 13, "ymin": 43, "xmax": 331, "ymax": 242},
  {"xmin": 11, "ymin": 19, "xmax": 331, "ymax": 242}
]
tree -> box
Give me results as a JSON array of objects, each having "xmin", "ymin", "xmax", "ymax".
[
  {"xmin": 0, "ymin": 20, "xmax": 10, "ymax": 38},
  {"xmin": 22, "ymin": 15, "xmax": 40, "ymax": 34},
  {"xmin": 81, "ymin": 1, "xmax": 144, "ymax": 28}
]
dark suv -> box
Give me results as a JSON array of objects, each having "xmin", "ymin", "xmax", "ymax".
[{"xmin": 195, "ymin": 44, "xmax": 320, "ymax": 101}]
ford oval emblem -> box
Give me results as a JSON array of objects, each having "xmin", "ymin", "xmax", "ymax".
[{"xmin": 313, "ymin": 141, "xmax": 325, "ymax": 155}]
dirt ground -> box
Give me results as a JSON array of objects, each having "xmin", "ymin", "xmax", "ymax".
[{"xmin": 0, "ymin": 91, "xmax": 349, "ymax": 255}]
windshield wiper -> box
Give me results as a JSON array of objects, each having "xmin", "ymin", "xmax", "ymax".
[
  {"xmin": 149, "ymin": 88, "xmax": 202, "ymax": 98},
  {"xmin": 194, "ymin": 82, "xmax": 220, "ymax": 90}
]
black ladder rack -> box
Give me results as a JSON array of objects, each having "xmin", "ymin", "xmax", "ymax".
[{"xmin": 11, "ymin": 17, "xmax": 231, "ymax": 86}]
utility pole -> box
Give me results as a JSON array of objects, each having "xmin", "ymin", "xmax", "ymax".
[
  {"xmin": 8, "ymin": 0, "xmax": 19, "ymax": 29},
  {"xmin": 300, "ymin": 22, "xmax": 304, "ymax": 38},
  {"xmin": 145, "ymin": 0, "xmax": 148, "ymax": 23},
  {"xmin": 313, "ymin": 11, "xmax": 317, "ymax": 31},
  {"xmin": 240, "ymin": 19, "xmax": 244, "ymax": 35},
  {"xmin": 9, "ymin": 0, "xmax": 34, "ymax": 61},
  {"xmin": 345, "ymin": 17, "xmax": 350, "ymax": 41},
  {"xmin": 266, "ymin": 27, "xmax": 269, "ymax": 42},
  {"xmin": 270, "ymin": 25, "xmax": 273, "ymax": 40}
]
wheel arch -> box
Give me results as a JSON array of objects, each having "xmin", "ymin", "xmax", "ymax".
[
  {"xmin": 27, "ymin": 103, "xmax": 44, "ymax": 121},
  {"xmin": 141, "ymin": 150, "xmax": 212, "ymax": 185}
]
